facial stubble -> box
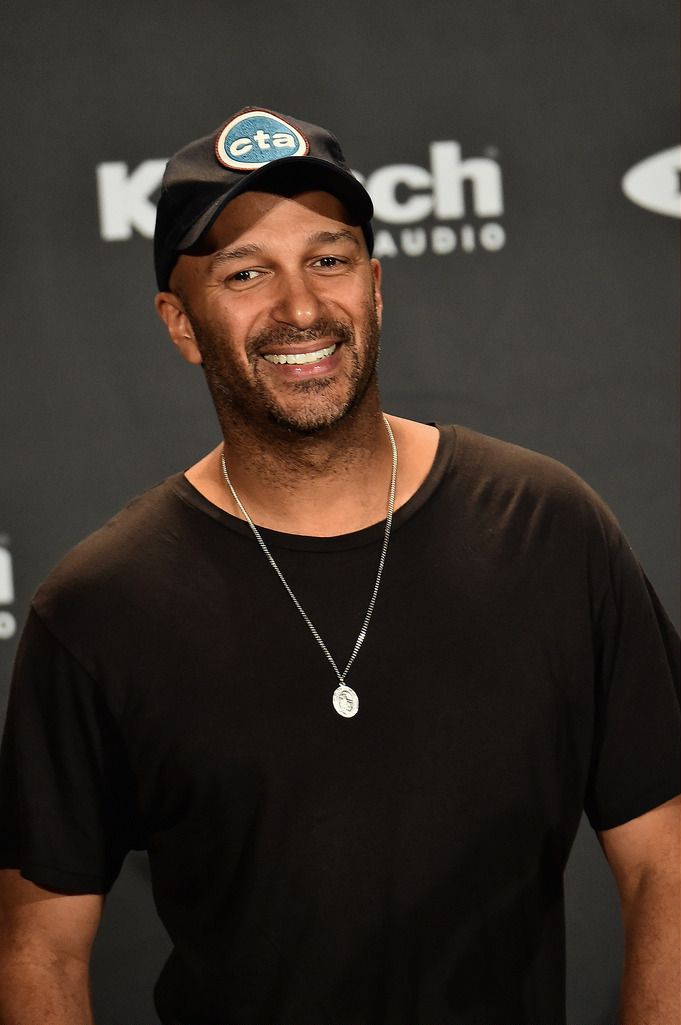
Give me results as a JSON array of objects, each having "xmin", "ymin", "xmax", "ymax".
[{"xmin": 188, "ymin": 297, "xmax": 382, "ymax": 437}]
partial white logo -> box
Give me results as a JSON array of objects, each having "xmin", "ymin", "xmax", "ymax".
[
  {"xmin": 96, "ymin": 139, "xmax": 506, "ymax": 256},
  {"xmin": 0, "ymin": 543, "xmax": 16, "ymax": 641},
  {"xmin": 622, "ymin": 146, "xmax": 680, "ymax": 218},
  {"xmin": 97, "ymin": 160, "xmax": 166, "ymax": 240},
  {"xmin": 355, "ymin": 142, "xmax": 504, "ymax": 257}
]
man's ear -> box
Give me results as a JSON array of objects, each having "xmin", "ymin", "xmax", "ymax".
[
  {"xmin": 370, "ymin": 258, "xmax": 383, "ymax": 327},
  {"xmin": 154, "ymin": 292, "xmax": 202, "ymax": 365}
]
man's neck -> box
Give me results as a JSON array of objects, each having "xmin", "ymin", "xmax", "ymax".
[
  {"xmin": 184, "ymin": 408, "xmax": 440, "ymax": 538},
  {"xmin": 223, "ymin": 402, "xmax": 393, "ymax": 535}
]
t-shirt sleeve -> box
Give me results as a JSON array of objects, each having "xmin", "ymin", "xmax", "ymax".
[
  {"xmin": 584, "ymin": 530, "xmax": 681, "ymax": 831},
  {"xmin": 0, "ymin": 607, "xmax": 142, "ymax": 893}
]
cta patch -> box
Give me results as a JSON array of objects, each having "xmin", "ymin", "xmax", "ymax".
[{"xmin": 215, "ymin": 110, "xmax": 309, "ymax": 172}]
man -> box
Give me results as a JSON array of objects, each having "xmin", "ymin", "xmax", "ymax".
[{"xmin": 0, "ymin": 107, "xmax": 678, "ymax": 1025}]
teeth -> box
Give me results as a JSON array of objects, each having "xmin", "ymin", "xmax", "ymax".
[{"xmin": 263, "ymin": 344, "xmax": 336, "ymax": 366}]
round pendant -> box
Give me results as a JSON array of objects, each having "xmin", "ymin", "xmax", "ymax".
[{"xmin": 333, "ymin": 685, "xmax": 359, "ymax": 718}]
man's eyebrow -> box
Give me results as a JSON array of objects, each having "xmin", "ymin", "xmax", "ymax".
[
  {"xmin": 207, "ymin": 230, "xmax": 360, "ymax": 271},
  {"xmin": 209, "ymin": 243, "xmax": 264, "ymax": 269},
  {"xmin": 307, "ymin": 230, "xmax": 361, "ymax": 248}
]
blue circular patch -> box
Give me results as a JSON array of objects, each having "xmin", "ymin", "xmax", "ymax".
[{"xmin": 215, "ymin": 110, "xmax": 308, "ymax": 172}]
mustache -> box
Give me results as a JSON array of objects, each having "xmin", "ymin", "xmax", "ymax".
[{"xmin": 246, "ymin": 319, "xmax": 353, "ymax": 359}]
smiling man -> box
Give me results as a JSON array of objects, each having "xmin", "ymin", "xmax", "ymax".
[
  {"xmin": 0, "ymin": 108, "xmax": 679, "ymax": 1025},
  {"xmin": 157, "ymin": 190, "xmax": 387, "ymax": 483}
]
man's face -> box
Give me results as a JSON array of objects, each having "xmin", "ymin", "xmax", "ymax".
[{"xmin": 162, "ymin": 190, "xmax": 383, "ymax": 435}]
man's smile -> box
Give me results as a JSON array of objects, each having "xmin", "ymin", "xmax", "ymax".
[{"xmin": 262, "ymin": 343, "xmax": 338, "ymax": 366}]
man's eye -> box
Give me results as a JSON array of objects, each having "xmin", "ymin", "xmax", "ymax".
[
  {"xmin": 314, "ymin": 256, "xmax": 344, "ymax": 269},
  {"xmin": 229, "ymin": 269, "xmax": 261, "ymax": 284}
]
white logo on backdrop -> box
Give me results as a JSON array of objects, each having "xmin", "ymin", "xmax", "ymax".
[
  {"xmin": 0, "ymin": 542, "xmax": 16, "ymax": 641},
  {"xmin": 355, "ymin": 143, "xmax": 504, "ymax": 257},
  {"xmin": 97, "ymin": 160, "xmax": 166, "ymax": 240},
  {"xmin": 96, "ymin": 142, "xmax": 505, "ymax": 257},
  {"xmin": 622, "ymin": 146, "xmax": 680, "ymax": 218}
]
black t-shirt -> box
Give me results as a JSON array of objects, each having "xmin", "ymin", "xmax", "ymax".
[{"xmin": 1, "ymin": 425, "xmax": 679, "ymax": 1025}]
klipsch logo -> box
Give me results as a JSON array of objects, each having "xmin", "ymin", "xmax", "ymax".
[
  {"xmin": 355, "ymin": 142, "xmax": 504, "ymax": 257},
  {"xmin": 0, "ymin": 538, "xmax": 16, "ymax": 641},
  {"xmin": 215, "ymin": 110, "xmax": 308, "ymax": 171},
  {"xmin": 622, "ymin": 146, "xmax": 680, "ymax": 218},
  {"xmin": 96, "ymin": 139, "xmax": 506, "ymax": 258}
]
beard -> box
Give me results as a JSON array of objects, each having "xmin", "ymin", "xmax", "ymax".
[{"xmin": 189, "ymin": 300, "xmax": 382, "ymax": 437}]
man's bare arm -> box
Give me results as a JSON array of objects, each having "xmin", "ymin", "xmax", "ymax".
[
  {"xmin": 0, "ymin": 868, "xmax": 103, "ymax": 1025},
  {"xmin": 598, "ymin": 794, "xmax": 681, "ymax": 1025}
]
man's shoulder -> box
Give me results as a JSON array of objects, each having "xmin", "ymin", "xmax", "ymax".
[
  {"xmin": 453, "ymin": 424, "xmax": 602, "ymax": 495},
  {"xmin": 33, "ymin": 474, "xmax": 192, "ymax": 623},
  {"xmin": 446, "ymin": 424, "xmax": 621, "ymax": 539}
]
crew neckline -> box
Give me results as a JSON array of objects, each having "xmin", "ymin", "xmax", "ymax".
[{"xmin": 170, "ymin": 424, "xmax": 458, "ymax": 552}]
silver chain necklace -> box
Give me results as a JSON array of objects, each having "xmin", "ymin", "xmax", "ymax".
[{"xmin": 220, "ymin": 416, "xmax": 398, "ymax": 718}]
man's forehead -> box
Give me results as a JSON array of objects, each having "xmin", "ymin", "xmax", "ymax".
[{"xmin": 199, "ymin": 189, "xmax": 363, "ymax": 252}]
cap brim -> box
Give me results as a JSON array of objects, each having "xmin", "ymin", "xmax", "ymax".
[{"xmin": 177, "ymin": 156, "xmax": 374, "ymax": 252}]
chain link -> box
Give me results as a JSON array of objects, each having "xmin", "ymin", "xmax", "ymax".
[{"xmin": 220, "ymin": 416, "xmax": 398, "ymax": 688}]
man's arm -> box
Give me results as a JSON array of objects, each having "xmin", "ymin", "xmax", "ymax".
[
  {"xmin": 598, "ymin": 794, "xmax": 681, "ymax": 1025},
  {"xmin": 0, "ymin": 868, "xmax": 103, "ymax": 1025}
]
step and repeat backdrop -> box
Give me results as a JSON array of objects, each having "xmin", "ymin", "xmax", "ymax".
[{"xmin": 1, "ymin": 1, "xmax": 678, "ymax": 1022}]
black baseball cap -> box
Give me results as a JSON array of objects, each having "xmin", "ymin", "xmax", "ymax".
[{"xmin": 154, "ymin": 106, "xmax": 374, "ymax": 291}]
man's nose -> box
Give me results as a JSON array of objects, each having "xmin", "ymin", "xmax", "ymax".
[{"xmin": 270, "ymin": 272, "xmax": 322, "ymax": 330}]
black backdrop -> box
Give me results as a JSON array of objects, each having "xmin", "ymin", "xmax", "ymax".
[{"xmin": 1, "ymin": 1, "xmax": 678, "ymax": 1021}]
